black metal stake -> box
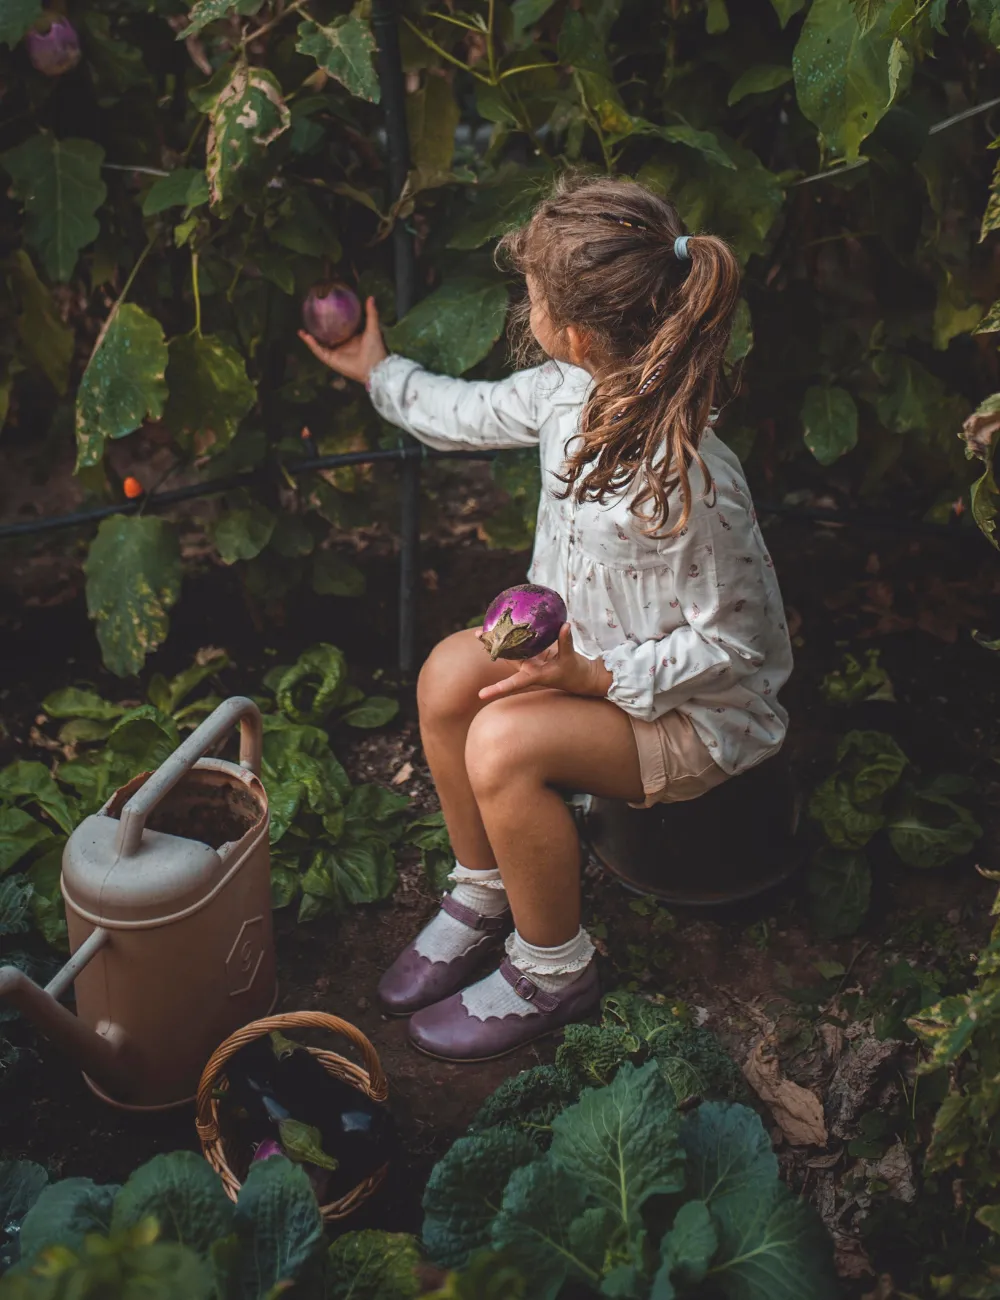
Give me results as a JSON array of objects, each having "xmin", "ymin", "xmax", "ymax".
[{"xmin": 372, "ymin": 0, "xmax": 420, "ymax": 676}]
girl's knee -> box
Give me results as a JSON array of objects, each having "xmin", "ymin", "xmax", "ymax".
[
  {"xmin": 418, "ymin": 630, "xmax": 485, "ymax": 729},
  {"xmin": 465, "ymin": 701, "xmax": 535, "ymax": 797}
]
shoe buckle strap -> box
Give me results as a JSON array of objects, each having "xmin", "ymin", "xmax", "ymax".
[
  {"xmin": 441, "ymin": 893, "xmax": 509, "ymax": 932},
  {"xmin": 499, "ymin": 958, "xmax": 559, "ymax": 1013}
]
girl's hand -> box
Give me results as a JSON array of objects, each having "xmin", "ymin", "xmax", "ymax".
[
  {"xmin": 298, "ymin": 295, "xmax": 388, "ymax": 386},
  {"xmin": 478, "ymin": 624, "xmax": 614, "ymax": 702}
]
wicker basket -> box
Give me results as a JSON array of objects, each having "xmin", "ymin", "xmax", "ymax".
[{"xmin": 195, "ymin": 1011, "xmax": 389, "ymax": 1222}]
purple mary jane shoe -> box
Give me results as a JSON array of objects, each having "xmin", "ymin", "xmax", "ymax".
[
  {"xmin": 377, "ymin": 893, "xmax": 511, "ymax": 1016},
  {"xmin": 408, "ymin": 957, "xmax": 600, "ymax": 1062}
]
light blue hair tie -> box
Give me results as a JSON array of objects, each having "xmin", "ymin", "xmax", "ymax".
[{"xmin": 674, "ymin": 235, "xmax": 691, "ymax": 261}]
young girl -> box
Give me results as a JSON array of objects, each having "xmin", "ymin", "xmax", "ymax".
[{"xmin": 300, "ymin": 175, "xmax": 793, "ymax": 1063}]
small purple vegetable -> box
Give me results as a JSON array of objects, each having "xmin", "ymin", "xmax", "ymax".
[
  {"xmin": 26, "ymin": 16, "xmax": 81, "ymax": 77},
  {"xmin": 302, "ymin": 282, "xmax": 362, "ymax": 348},
  {"xmin": 252, "ymin": 1139, "xmax": 283, "ymax": 1163},
  {"xmin": 480, "ymin": 583, "xmax": 567, "ymax": 662}
]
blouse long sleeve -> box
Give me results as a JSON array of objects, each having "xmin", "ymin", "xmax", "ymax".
[
  {"xmin": 599, "ymin": 515, "xmax": 773, "ymax": 724},
  {"xmin": 367, "ymin": 355, "xmax": 543, "ymax": 452}
]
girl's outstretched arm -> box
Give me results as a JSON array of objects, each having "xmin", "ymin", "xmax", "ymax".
[{"xmin": 300, "ymin": 296, "xmax": 542, "ymax": 453}]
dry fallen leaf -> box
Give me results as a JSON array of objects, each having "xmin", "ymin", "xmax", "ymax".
[
  {"xmin": 392, "ymin": 761, "xmax": 414, "ymax": 785},
  {"xmin": 743, "ymin": 1036, "xmax": 828, "ymax": 1147}
]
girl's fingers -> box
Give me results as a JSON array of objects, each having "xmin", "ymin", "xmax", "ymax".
[{"xmin": 364, "ymin": 295, "xmax": 380, "ymax": 336}]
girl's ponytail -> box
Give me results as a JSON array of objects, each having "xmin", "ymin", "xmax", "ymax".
[{"xmin": 501, "ymin": 175, "xmax": 744, "ymax": 537}]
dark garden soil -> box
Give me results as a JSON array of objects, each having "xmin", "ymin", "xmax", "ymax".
[{"xmin": 1, "ymin": 463, "xmax": 999, "ymax": 1291}]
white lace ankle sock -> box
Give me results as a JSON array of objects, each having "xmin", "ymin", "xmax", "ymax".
[
  {"xmin": 411, "ymin": 862, "xmax": 508, "ymax": 964},
  {"xmin": 459, "ymin": 927, "xmax": 595, "ymax": 1020}
]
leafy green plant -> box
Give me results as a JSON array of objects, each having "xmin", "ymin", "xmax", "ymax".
[
  {"xmin": 423, "ymin": 1059, "xmax": 838, "ymax": 1299},
  {"xmin": 0, "ymin": 642, "xmax": 408, "ymax": 945},
  {"xmin": 906, "ymin": 877, "xmax": 1000, "ymax": 1294},
  {"xmin": 2, "ymin": 0, "xmax": 1000, "ymax": 672},
  {"xmin": 820, "ymin": 649, "xmax": 895, "ymax": 706},
  {"xmin": 804, "ymin": 730, "xmax": 982, "ymax": 936}
]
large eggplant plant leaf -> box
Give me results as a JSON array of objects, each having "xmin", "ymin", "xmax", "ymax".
[
  {"xmin": 1, "ymin": 134, "xmax": 106, "ymax": 281},
  {"xmin": 179, "ymin": 0, "xmax": 265, "ymax": 39},
  {"xmin": 205, "ymin": 63, "xmax": 290, "ymax": 215},
  {"xmin": 793, "ymin": 0, "xmax": 896, "ymax": 160},
  {"xmin": 8, "ymin": 249, "xmax": 73, "ymax": 394},
  {"xmin": 84, "ymin": 516, "xmax": 182, "ymax": 677},
  {"xmin": 163, "ymin": 332, "xmax": 255, "ymax": 453},
  {"xmin": 75, "ymin": 303, "xmax": 168, "ymax": 468},
  {"xmin": 802, "ymin": 385, "xmax": 859, "ymax": 466},
  {"xmin": 295, "ymin": 14, "xmax": 380, "ymax": 103},
  {"xmin": 385, "ymin": 278, "xmax": 509, "ymax": 376},
  {"xmin": 0, "ymin": 0, "xmax": 41, "ymax": 46}
]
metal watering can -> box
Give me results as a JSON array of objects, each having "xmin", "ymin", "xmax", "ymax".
[{"xmin": 0, "ymin": 697, "xmax": 277, "ymax": 1110}]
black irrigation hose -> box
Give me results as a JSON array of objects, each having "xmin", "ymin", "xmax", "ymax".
[{"xmin": 0, "ymin": 443, "xmax": 974, "ymax": 541}]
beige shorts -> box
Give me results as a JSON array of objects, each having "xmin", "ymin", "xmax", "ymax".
[{"xmin": 628, "ymin": 710, "xmax": 729, "ymax": 808}]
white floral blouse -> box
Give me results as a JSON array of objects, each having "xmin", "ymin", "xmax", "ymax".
[{"xmin": 368, "ymin": 354, "xmax": 793, "ymax": 776}]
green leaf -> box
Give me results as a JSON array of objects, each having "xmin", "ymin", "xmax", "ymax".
[
  {"xmin": 75, "ymin": 303, "xmax": 169, "ymax": 468},
  {"xmin": 638, "ymin": 124, "xmax": 737, "ymax": 170},
  {"xmin": 84, "ymin": 516, "xmax": 182, "ymax": 677},
  {"xmin": 728, "ymin": 65, "xmax": 793, "ymax": 106},
  {"xmin": 295, "ymin": 14, "xmax": 380, "ymax": 103},
  {"xmin": 708, "ymin": 1185, "xmax": 838, "ymax": 1298},
  {"xmin": 342, "ymin": 697, "xmax": 399, "ymax": 729},
  {"xmin": 549, "ymin": 1061, "xmax": 684, "ymax": 1228},
  {"xmin": 206, "ymin": 65, "xmax": 291, "ymax": 215},
  {"xmin": 326, "ymin": 1230, "xmax": 423, "ymax": 1300},
  {"xmin": 0, "ymin": 760, "xmax": 78, "ymax": 836},
  {"xmin": 836, "ymin": 729, "xmax": 908, "ymax": 803},
  {"xmin": 886, "ymin": 783, "xmax": 982, "ymax": 869},
  {"xmin": 1, "ymin": 134, "xmax": 106, "ymax": 282},
  {"xmin": 212, "ymin": 497, "xmax": 276, "ymax": 565},
  {"xmin": 661, "ymin": 1200, "xmax": 717, "ymax": 1285},
  {"xmin": 851, "ymin": 0, "xmax": 888, "ymax": 32},
  {"xmin": 27, "ymin": 846, "xmax": 68, "ymax": 948},
  {"xmin": 491, "ymin": 1160, "xmax": 606, "ymax": 1300},
  {"xmin": 801, "ymin": 386, "xmax": 858, "ymax": 466},
  {"xmin": 681, "ymin": 1101, "xmax": 779, "ymax": 1211},
  {"xmin": 793, "ymin": 0, "xmax": 896, "ymax": 160},
  {"xmin": 41, "ymin": 687, "xmax": 125, "ymax": 721},
  {"xmin": 83, "ymin": 12, "xmax": 146, "ymax": 102},
  {"xmin": 106, "ymin": 705, "xmax": 181, "ymax": 774},
  {"xmin": 870, "ymin": 350, "xmax": 957, "ymax": 437},
  {"xmin": 163, "ymin": 333, "xmax": 255, "ymax": 455},
  {"xmin": 820, "ymin": 649, "xmax": 894, "ymax": 706},
  {"xmin": 8, "ymin": 249, "xmax": 73, "ymax": 394},
  {"xmin": 268, "ymin": 188, "xmax": 340, "ymax": 259},
  {"xmin": 312, "ymin": 549, "xmax": 366, "ymax": 597},
  {"xmin": 0, "ymin": 1160, "xmax": 48, "ymax": 1269},
  {"xmin": 406, "ymin": 75, "xmax": 460, "ymax": 189},
  {"xmin": 422, "ymin": 1129, "xmax": 539, "ymax": 1269},
  {"xmin": 511, "ymin": 0, "xmax": 557, "ymax": 40},
  {"xmin": 974, "ymin": 299, "xmax": 1000, "ymax": 336},
  {"xmin": 0, "ymin": 877, "xmax": 33, "ymax": 936},
  {"xmin": 770, "ymin": 0, "xmax": 804, "ymax": 26},
  {"xmin": 0, "ymin": 806, "xmax": 54, "ymax": 874},
  {"xmin": 277, "ymin": 1119, "xmax": 338, "ymax": 1171},
  {"xmin": 113, "ymin": 1152, "xmax": 236, "ymax": 1255},
  {"xmin": 385, "ymin": 278, "xmax": 509, "ymax": 376},
  {"xmin": 273, "ymin": 643, "xmax": 348, "ymax": 723},
  {"xmin": 20, "ymin": 1178, "xmax": 118, "ymax": 1262},
  {"xmin": 143, "ymin": 168, "xmax": 210, "ymax": 216},
  {"xmin": 181, "ymin": 0, "xmax": 264, "ymax": 38},
  {"xmin": 0, "ymin": 0, "xmax": 41, "ymax": 47},
  {"xmin": 976, "ymin": 1204, "xmax": 1000, "ymax": 1235},
  {"xmin": 707, "ymin": 0, "xmax": 730, "ymax": 33},
  {"xmin": 299, "ymin": 833, "xmax": 397, "ymax": 914},
  {"xmin": 232, "ymin": 1156, "xmax": 324, "ymax": 1293},
  {"xmin": 804, "ymin": 848, "xmax": 872, "ymax": 937}
]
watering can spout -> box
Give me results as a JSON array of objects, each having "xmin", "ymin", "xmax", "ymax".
[{"xmin": 0, "ymin": 927, "xmax": 135, "ymax": 1099}]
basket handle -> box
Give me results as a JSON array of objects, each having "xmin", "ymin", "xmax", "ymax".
[
  {"xmin": 195, "ymin": 1012, "xmax": 388, "ymax": 1145},
  {"xmin": 116, "ymin": 696, "xmax": 263, "ymax": 858}
]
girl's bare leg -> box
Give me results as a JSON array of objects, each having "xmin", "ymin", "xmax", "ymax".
[
  {"xmin": 464, "ymin": 692, "xmax": 644, "ymax": 946},
  {"xmin": 416, "ymin": 629, "xmax": 518, "ymax": 871}
]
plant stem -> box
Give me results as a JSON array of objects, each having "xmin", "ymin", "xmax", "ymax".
[
  {"xmin": 191, "ymin": 250, "xmax": 202, "ymax": 336},
  {"xmin": 424, "ymin": 9, "xmax": 483, "ymax": 32},
  {"xmin": 402, "ymin": 16, "xmax": 492, "ymax": 84},
  {"xmin": 497, "ymin": 61, "xmax": 556, "ymax": 81},
  {"xmin": 486, "ymin": 0, "xmax": 498, "ymax": 85},
  {"xmin": 244, "ymin": 0, "xmax": 310, "ymax": 48}
]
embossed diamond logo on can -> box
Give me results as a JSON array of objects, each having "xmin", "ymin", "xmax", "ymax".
[{"xmin": 226, "ymin": 916, "xmax": 264, "ymax": 996}]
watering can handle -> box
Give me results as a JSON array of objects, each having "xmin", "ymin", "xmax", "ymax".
[{"xmin": 115, "ymin": 696, "xmax": 263, "ymax": 859}]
